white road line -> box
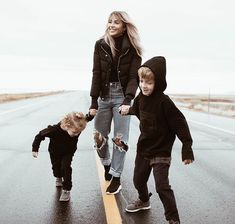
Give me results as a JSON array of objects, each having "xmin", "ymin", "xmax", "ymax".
[
  {"xmin": 189, "ymin": 119, "xmax": 235, "ymax": 135},
  {"xmin": 0, "ymin": 102, "xmax": 46, "ymax": 116}
]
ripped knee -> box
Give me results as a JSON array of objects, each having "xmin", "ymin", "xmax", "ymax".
[{"xmin": 112, "ymin": 134, "xmax": 128, "ymax": 152}]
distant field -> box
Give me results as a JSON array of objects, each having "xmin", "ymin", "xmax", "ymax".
[
  {"xmin": 170, "ymin": 94, "xmax": 235, "ymax": 118},
  {"xmin": 0, "ymin": 91, "xmax": 63, "ymax": 103},
  {"xmin": 0, "ymin": 91, "xmax": 234, "ymax": 118}
]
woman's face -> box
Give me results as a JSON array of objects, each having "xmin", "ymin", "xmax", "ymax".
[{"xmin": 107, "ymin": 14, "xmax": 126, "ymax": 38}]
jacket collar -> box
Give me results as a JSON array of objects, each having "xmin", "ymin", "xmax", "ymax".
[{"xmin": 100, "ymin": 33, "xmax": 131, "ymax": 55}]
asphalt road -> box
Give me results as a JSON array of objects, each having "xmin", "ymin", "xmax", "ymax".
[{"xmin": 0, "ymin": 91, "xmax": 234, "ymax": 224}]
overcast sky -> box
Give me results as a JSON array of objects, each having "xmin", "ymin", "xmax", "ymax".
[{"xmin": 0, "ymin": 0, "xmax": 234, "ymax": 94}]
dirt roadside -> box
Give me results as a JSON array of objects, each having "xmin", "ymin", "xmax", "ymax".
[
  {"xmin": 0, "ymin": 92, "xmax": 234, "ymax": 118},
  {"xmin": 171, "ymin": 94, "xmax": 235, "ymax": 118},
  {"xmin": 0, "ymin": 91, "xmax": 63, "ymax": 104}
]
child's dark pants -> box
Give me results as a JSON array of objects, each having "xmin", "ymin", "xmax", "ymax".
[
  {"xmin": 133, "ymin": 153, "xmax": 180, "ymax": 222},
  {"xmin": 49, "ymin": 152, "xmax": 74, "ymax": 191}
]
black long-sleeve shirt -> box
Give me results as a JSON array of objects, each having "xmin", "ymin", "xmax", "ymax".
[
  {"xmin": 32, "ymin": 113, "xmax": 94, "ymax": 155},
  {"xmin": 32, "ymin": 123, "xmax": 79, "ymax": 154}
]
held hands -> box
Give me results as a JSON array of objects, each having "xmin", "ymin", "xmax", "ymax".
[
  {"xmin": 119, "ymin": 105, "xmax": 130, "ymax": 116},
  {"xmin": 183, "ymin": 159, "xmax": 193, "ymax": 165},
  {"xmin": 32, "ymin": 151, "xmax": 38, "ymax": 158},
  {"xmin": 89, "ymin": 109, "xmax": 97, "ymax": 116}
]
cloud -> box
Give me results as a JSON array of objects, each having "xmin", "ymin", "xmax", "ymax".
[{"xmin": 0, "ymin": 0, "xmax": 235, "ymax": 94}]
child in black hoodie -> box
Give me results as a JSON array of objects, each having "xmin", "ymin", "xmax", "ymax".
[
  {"xmin": 32, "ymin": 112, "xmax": 93, "ymax": 202},
  {"xmin": 120, "ymin": 57, "xmax": 194, "ymax": 224}
]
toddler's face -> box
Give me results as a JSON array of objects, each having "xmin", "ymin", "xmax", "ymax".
[
  {"xmin": 139, "ymin": 78, "xmax": 155, "ymax": 96},
  {"xmin": 66, "ymin": 127, "xmax": 80, "ymax": 137}
]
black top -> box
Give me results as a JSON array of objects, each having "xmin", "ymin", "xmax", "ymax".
[
  {"xmin": 109, "ymin": 35, "xmax": 124, "ymax": 82},
  {"xmin": 129, "ymin": 57, "xmax": 194, "ymax": 161},
  {"xmin": 32, "ymin": 123, "xmax": 79, "ymax": 154},
  {"xmin": 32, "ymin": 113, "xmax": 94, "ymax": 155}
]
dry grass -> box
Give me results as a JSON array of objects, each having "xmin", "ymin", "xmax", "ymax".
[
  {"xmin": 170, "ymin": 94, "xmax": 235, "ymax": 118},
  {"xmin": 1, "ymin": 91, "xmax": 234, "ymax": 118},
  {"xmin": 0, "ymin": 91, "xmax": 63, "ymax": 103}
]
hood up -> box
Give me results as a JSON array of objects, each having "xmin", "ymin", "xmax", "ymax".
[{"xmin": 141, "ymin": 56, "xmax": 167, "ymax": 93}]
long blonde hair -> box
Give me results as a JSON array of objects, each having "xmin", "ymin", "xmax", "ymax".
[{"xmin": 103, "ymin": 11, "xmax": 142, "ymax": 57}]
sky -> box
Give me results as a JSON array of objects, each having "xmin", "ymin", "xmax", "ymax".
[{"xmin": 0, "ymin": 0, "xmax": 234, "ymax": 95}]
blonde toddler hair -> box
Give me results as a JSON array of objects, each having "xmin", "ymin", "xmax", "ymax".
[{"xmin": 60, "ymin": 112, "xmax": 87, "ymax": 134}]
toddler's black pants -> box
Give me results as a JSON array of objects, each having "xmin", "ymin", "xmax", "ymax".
[{"xmin": 49, "ymin": 152, "xmax": 74, "ymax": 191}]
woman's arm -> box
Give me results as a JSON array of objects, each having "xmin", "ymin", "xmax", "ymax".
[
  {"xmin": 90, "ymin": 41, "xmax": 101, "ymax": 110},
  {"xmin": 122, "ymin": 53, "xmax": 141, "ymax": 105}
]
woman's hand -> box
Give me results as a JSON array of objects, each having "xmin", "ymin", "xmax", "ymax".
[
  {"xmin": 89, "ymin": 109, "xmax": 98, "ymax": 116},
  {"xmin": 32, "ymin": 151, "xmax": 38, "ymax": 158},
  {"xmin": 119, "ymin": 105, "xmax": 130, "ymax": 116},
  {"xmin": 183, "ymin": 159, "xmax": 193, "ymax": 165}
]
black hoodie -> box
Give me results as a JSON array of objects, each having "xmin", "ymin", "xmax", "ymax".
[{"xmin": 129, "ymin": 56, "xmax": 194, "ymax": 161}]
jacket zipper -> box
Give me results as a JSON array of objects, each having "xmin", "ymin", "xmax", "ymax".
[
  {"xmin": 101, "ymin": 46, "xmax": 112, "ymax": 90},
  {"xmin": 117, "ymin": 49, "xmax": 129, "ymax": 95},
  {"xmin": 101, "ymin": 46, "xmax": 129, "ymax": 95}
]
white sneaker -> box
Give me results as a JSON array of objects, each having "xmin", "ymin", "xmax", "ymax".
[
  {"xmin": 59, "ymin": 190, "xmax": 70, "ymax": 202},
  {"xmin": 55, "ymin": 177, "xmax": 63, "ymax": 187}
]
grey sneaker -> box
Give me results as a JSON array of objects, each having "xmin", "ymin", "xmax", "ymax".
[
  {"xmin": 125, "ymin": 199, "xmax": 151, "ymax": 212},
  {"xmin": 169, "ymin": 220, "xmax": 180, "ymax": 224},
  {"xmin": 55, "ymin": 177, "xmax": 63, "ymax": 187},
  {"xmin": 59, "ymin": 190, "xmax": 70, "ymax": 202}
]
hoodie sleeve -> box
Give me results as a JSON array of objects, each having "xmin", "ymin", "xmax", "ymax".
[
  {"xmin": 163, "ymin": 97, "xmax": 194, "ymax": 161},
  {"xmin": 128, "ymin": 94, "xmax": 140, "ymax": 119},
  {"xmin": 32, "ymin": 125, "xmax": 56, "ymax": 152}
]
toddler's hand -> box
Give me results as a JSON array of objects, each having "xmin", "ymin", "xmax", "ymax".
[
  {"xmin": 183, "ymin": 159, "xmax": 193, "ymax": 165},
  {"xmin": 32, "ymin": 151, "xmax": 38, "ymax": 158}
]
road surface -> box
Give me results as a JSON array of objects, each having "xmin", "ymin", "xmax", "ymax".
[{"xmin": 0, "ymin": 91, "xmax": 234, "ymax": 224}]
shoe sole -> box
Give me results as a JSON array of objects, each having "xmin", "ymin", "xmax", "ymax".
[
  {"xmin": 125, "ymin": 205, "xmax": 151, "ymax": 213},
  {"xmin": 59, "ymin": 197, "xmax": 70, "ymax": 202},
  {"xmin": 106, "ymin": 185, "xmax": 122, "ymax": 195}
]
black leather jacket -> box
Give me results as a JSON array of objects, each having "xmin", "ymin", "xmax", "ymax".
[{"xmin": 90, "ymin": 34, "xmax": 141, "ymax": 109}]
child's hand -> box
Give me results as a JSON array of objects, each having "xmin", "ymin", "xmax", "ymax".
[
  {"xmin": 89, "ymin": 109, "xmax": 97, "ymax": 116},
  {"xmin": 119, "ymin": 105, "xmax": 130, "ymax": 115},
  {"xmin": 32, "ymin": 151, "xmax": 38, "ymax": 158},
  {"xmin": 183, "ymin": 159, "xmax": 193, "ymax": 165}
]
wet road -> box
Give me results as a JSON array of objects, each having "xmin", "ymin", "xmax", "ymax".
[{"xmin": 0, "ymin": 91, "xmax": 235, "ymax": 224}]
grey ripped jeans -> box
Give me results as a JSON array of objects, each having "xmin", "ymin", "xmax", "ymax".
[{"xmin": 94, "ymin": 82, "xmax": 131, "ymax": 177}]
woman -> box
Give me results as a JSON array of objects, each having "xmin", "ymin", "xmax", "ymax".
[{"xmin": 89, "ymin": 11, "xmax": 142, "ymax": 194}]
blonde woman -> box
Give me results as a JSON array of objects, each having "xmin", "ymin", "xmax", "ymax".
[
  {"xmin": 32, "ymin": 112, "xmax": 94, "ymax": 201},
  {"xmin": 89, "ymin": 11, "xmax": 142, "ymax": 194}
]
